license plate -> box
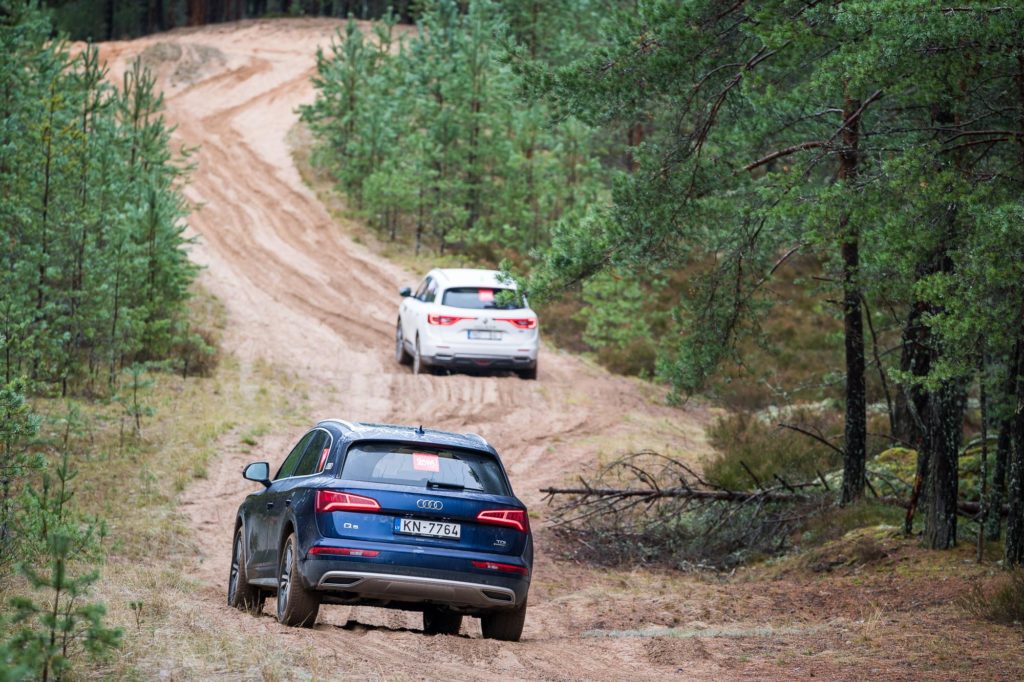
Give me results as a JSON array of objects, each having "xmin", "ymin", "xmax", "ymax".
[
  {"xmin": 467, "ymin": 330, "xmax": 501, "ymax": 341},
  {"xmin": 395, "ymin": 517, "xmax": 461, "ymax": 539}
]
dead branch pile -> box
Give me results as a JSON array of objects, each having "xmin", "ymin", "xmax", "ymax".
[{"xmin": 541, "ymin": 450, "xmax": 832, "ymax": 569}]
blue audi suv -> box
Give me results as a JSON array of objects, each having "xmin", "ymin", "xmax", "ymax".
[{"xmin": 227, "ymin": 420, "xmax": 532, "ymax": 641}]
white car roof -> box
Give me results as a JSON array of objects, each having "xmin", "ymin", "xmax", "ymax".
[{"xmin": 432, "ymin": 268, "xmax": 517, "ymax": 290}]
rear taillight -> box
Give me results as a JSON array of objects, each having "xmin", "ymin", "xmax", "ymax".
[
  {"xmin": 471, "ymin": 560, "xmax": 529, "ymax": 576},
  {"xmin": 428, "ymin": 314, "xmax": 476, "ymax": 325},
  {"xmin": 309, "ymin": 546, "xmax": 380, "ymax": 557},
  {"xmin": 315, "ymin": 490, "xmax": 381, "ymax": 512},
  {"xmin": 495, "ymin": 318, "xmax": 537, "ymax": 329},
  {"xmin": 476, "ymin": 509, "xmax": 530, "ymax": 533}
]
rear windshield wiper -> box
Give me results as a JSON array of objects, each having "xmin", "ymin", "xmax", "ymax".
[{"xmin": 426, "ymin": 480, "xmax": 465, "ymax": 491}]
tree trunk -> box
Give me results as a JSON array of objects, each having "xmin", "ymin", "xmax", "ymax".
[
  {"xmin": 898, "ymin": 300, "xmax": 933, "ymax": 533},
  {"xmin": 839, "ymin": 90, "xmax": 866, "ymax": 505},
  {"xmin": 106, "ymin": 0, "xmax": 116, "ymax": 39},
  {"xmin": 894, "ymin": 301, "xmax": 931, "ymax": 449},
  {"xmin": 187, "ymin": 0, "xmax": 204, "ymax": 26},
  {"xmin": 1004, "ymin": 332, "xmax": 1024, "ymax": 565},
  {"xmin": 923, "ymin": 379, "xmax": 966, "ymax": 549},
  {"xmin": 625, "ymin": 122, "xmax": 644, "ymax": 172},
  {"xmin": 987, "ymin": 412, "xmax": 1012, "ymax": 540},
  {"xmin": 464, "ymin": 98, "xmax": 481, "ymax": 233}
]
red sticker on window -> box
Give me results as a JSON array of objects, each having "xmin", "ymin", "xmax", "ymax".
[
  {"xmin": 412, "ymin": 452, "xmax": 440, "ymax": 472},
  {"xmin": 478, "ymin": 289, "xmax": 495, "ymax": 302},
  {"xmin": 317, "ymin": 447, "xmax": 330, "ymax": 472}
]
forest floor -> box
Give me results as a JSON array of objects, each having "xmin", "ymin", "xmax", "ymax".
[{"xmin": 83, "ymin": 18, "xmax": 1024, "ymax": 680}]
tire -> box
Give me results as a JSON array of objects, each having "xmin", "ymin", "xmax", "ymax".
[
  {"xmin": 517, "ymin": 364, "xmax": 538, "ymax": 381},
  {"xmin": 228, "ymin": 526, "xmax": 265, "ymax": 614},
  {"xmin": 276, "ymin": 533, "xmax": 320, "ymax": 627},
  {"xmin": 395, "ymin": 321, "xmax": 412, "ymax": 366},
  {"xmin": 480, "ymin": 599, "xmax": 527, "ymax": 642},
  {"xmin": 412, "ymin": 337, "xmax": 425, "ymax": 375},
  {"xmin": 422, "ymin": 607, "xmax": 463, "ymax": 636}
]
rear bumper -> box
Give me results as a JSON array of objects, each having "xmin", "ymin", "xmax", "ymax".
[
  {"xmin": 300, "ymin": 556, "xmax": 530, "ymax": 613},
  {"xmin": 316, "ymin": 571, "xmax": 518, "ymax": 609},
  {"xmin": 425, "ymin": 354, "xmax": 536, "ymax": 371}
]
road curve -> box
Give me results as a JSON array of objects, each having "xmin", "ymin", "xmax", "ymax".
[{"xmin": 97, "ymin": 19, "xmax": 715, "ymax": 680}]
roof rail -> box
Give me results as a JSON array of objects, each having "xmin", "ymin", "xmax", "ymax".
[
  {"xmin": 321, "ymin": 419, "xmax": 357, "ymax": 431},
  {"xmin": 463, "ymin": 432, "xmax": 489, "ymax": 447}
]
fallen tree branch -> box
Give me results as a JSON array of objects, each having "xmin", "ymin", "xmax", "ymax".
[
  {"xmin": 540, "ymin": 450, "xmax": 1008, "ymax": 570},
  {"xmin": 541, "ymin": 485, "xmax": 816, "ymax": 505},
  {"xmin": 542, "ymin": 485, "xmax": 1009, "ymax": 517}
]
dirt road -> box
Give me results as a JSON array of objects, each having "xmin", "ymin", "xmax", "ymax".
[
  {"xmin": 95, "ymin": 18, "xmax": 728, "ymax": 680},
  {"xmin": 94, "ymin": 20, "xmax": 1023, "ymax": 682}
]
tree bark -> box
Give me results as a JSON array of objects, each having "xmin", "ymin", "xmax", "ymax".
[
  {"xmin": 1004, "ymin": 332, "xmax": 1024, "ymax": 565},
  {"xmin": 839, "ymin": 90, "xmax": 866, "ymax": 505},
  {"xmin": 898, "ymin": 300, "xmax": 933, "ymax": 533},
  {"xmin": 894, "ymin": 301, "xmax": 931, "ymax": 449},
  {"xmin": 625, "ymin": 122, "xmax": 644, "ymax": 173},
  {"xmin": 986, "ymin": 379, "xmax": 1013, "ymax": 541},
  {"xmin": 106, "ymin": 0, "xmax": 116, "ymax": 39},
  {"xmin": 187, "ymin": 0, "xmax": 204, "ymax": 27},
  {"xmin": 923, "ymin": 378, "xmax": 966, "ymax": 549}
]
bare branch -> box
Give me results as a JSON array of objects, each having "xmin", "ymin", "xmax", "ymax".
[
  {"xmin": 777, "ymin": 422, "xmax": 846, "ymax": 456},
  {"xmin": 744, "ymin": 141, "xmax": 828, "ymax": 172}
]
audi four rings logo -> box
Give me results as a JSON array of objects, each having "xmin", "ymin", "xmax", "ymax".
[{"xmin": 417, "ymin": 499, "xmax": 443, "ymax": 510}]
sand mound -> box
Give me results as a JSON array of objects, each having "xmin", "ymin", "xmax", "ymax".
[{"xmin": 138, "ymin": 41, "xmax": 226, "ymax": 89}]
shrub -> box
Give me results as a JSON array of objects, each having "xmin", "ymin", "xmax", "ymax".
[
  {"xmin": 962, "ymin": 570, "xmax": 1024, "ymax": 625},
  {"xmin": 703, "ymin": 410, "xmax": 842, "ymax": 490},
  {"xmin": 0, "ymin": 402, "xmax": 121, "ymax": 680}
]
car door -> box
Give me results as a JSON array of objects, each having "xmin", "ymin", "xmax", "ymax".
[
  {"xmin": 401, "ymin": 276, "xmax": 432, "ymax": 347},
  {"xmin": 262, "ymin": 429, "xmax": 331, "ymax": 571},
  {"xmin": 251, "ymin": 431, "xmax": 314, "ymax": 576}
]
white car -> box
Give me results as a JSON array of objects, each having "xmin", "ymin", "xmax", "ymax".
[{"xmin": 395, "ymin": 269, "xmax": 539, "ymax": 379}]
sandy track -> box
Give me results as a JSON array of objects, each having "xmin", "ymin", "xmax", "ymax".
[{"xmin": 97, "ymin": 19, "xmax": 723, "ymax": 680}]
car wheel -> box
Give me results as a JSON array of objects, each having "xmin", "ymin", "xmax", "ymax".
[
  {"xmin": 517, "ymin": 364, "xmax": 538, "ymax": 381},
  {"xmin": 480, "ymin": 598, "xmax": 527, "ymax": 642},
  {"xmin": 395, "ymin": 321, "xmax": 412, "ymax": 366},
  {"xmin": 412, "ymin": 337, "xmax": 424, "ymax": 375},
  {"xmin": 276, "ymin": 533, "xmax": 320, "ymax": 627},
  {"xmin": 227, "ymin": 526, "xmax": 265, "ymax": 614},
  {"xmin": 422, "ymin": 607, "xmax": 463, "ymax": 636}
]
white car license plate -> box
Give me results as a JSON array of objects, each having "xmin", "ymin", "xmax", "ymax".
[
  {"xmin": 467, "ymin": 330, "xmax": 501, "ymax": 341},
  {"xmin": 395, "ymin": 517, "xmax": 461, "ymax": 540}
]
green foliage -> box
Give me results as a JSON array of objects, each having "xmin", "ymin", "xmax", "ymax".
[
  {"xmin": 0, "ymin": 378, "xmax": 43, "ymax": 576},
  {"xmin": 301, "ymin": 1, "xmax": 609, "ymax": 260},
  {"xmin": 520, "ymin": 0, "xmax": 1024, "ymax": 400},
  {"xmin": 0, "ymin": 395, "xmax": 121, "ymax": 680},
  {"xmin": 113, "ymin": 363, "xmax": 155, "ymax": 440},
  {"xmin": 0, "ymin": 2, "xmax": 196, "ymax": 395},
  {"xmin": 703, "ymin": 411, "xmax": 843, "ymax": 491}
]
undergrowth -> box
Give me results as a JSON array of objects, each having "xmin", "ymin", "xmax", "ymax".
[
  {"xmin": 702, "ymin": 410, "xmax": 843, "ymax": 490},
  {"xmin": 962, "ymin": 570, "xmax": 1024, "ymax": 625}
]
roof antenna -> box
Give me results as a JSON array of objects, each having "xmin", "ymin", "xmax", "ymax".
[{"xmin": 416, "ymin": 424, "xmax": 425, "ymax": 435}]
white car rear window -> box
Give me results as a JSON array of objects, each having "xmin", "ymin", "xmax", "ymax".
[{"xmin": 442, "ymin": 287, "xmax": 524, "ymax": 310}]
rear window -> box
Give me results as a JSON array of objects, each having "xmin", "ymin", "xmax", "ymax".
[
  {"xmin": 340, "ymin": 443, "xmax": 510, "ymax": 495},
  {"xmin": 441, "ymin": 287, "xmax": 524, "ymax": 310}
]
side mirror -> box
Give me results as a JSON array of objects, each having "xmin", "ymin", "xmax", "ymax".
[
  {"xmin": 399, "ymin": 286, "xmax": 412, "ymax": 297},
  {"xmin": 243, "ymin": 462, "xmax": 271, "ymax": 488}
]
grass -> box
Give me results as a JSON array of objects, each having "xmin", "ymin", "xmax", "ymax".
[
  {"xmin": 962, "ymin": 569, "xmax": 1024, "ymax": 625},
  {"xmin": 701, "ymin": 409, "xmax": 843, "ymax": 490},
  {"xmin": 0, "ymin": 282, "xmax": 321, "ymax": 679},
  {"xmin": 94, "ymin": 358, "xmax": 316, "ymax": 678}
]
